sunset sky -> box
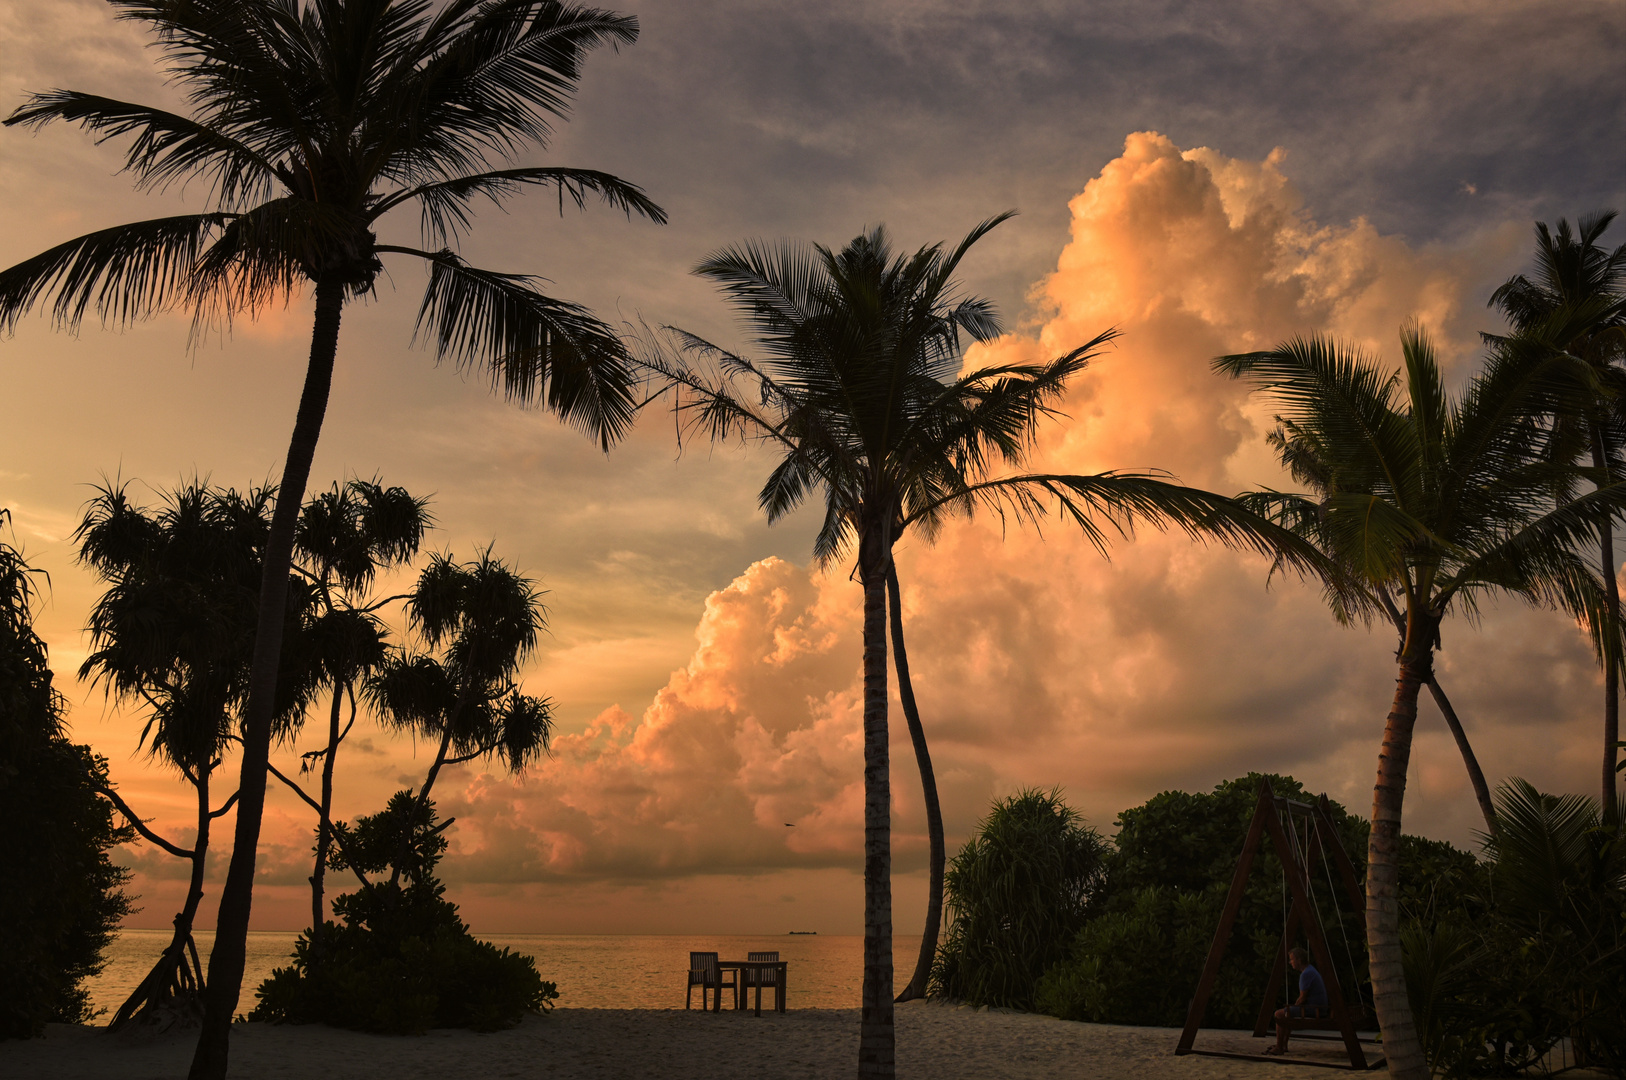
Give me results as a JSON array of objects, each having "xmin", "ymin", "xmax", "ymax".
[{"xmin": 2, "ymin": 0, "xmax": 1624, "ymax": 936}]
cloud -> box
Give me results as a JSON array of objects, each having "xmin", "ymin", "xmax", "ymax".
[
  {"xmin": 399, "ymin": 133, "xmax": 1600, "ymax": 905},
  {"xmin": 96, "ymin": 132, "xmax": 1605, "ymax": 931}
]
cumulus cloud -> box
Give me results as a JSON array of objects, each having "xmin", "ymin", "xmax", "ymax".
[
  {"xmin": 103, "ymin": 134, "xmax": 1603, "ymax": 931},
  {"xmin": 404, "ymin": 133, "xmax": 1600, "ymax": 905}
]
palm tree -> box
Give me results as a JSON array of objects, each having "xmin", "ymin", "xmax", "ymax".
[
  {"xmin": 1217, "ymin": 326, "xmax": 1626, "ymax": 1080},
  {"xmin": 1251, "ymin": 427, "xmax": 1502, "ymax": 833},
  {"xmin": 1486, "ymin": 212, "xmax": 1626, "ymax": 814},
  {"xmin": 365, "ymin": 546, "xmax": 553, "ymax": 885},
  {"xmin": 646, "ymin": 217, "xmax": 1328, "ymax": 1078},
  {"xmin": 0, "ymin": 3, "xmax": 662, "ymax": 1069},
  {"xmin": 75, "ymin": 480, "xmax": 321, "ymax": 1028},
  {"xmin": 291, "ymin": 478, "xmax": 429, "ymax": 958}
]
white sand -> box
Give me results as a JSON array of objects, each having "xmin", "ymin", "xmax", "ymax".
[{"xmin": 0, "ymin": 1001, "xmax": 1379, "ymax": 1079}]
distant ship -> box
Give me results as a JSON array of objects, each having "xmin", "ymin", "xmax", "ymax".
[{"xmin": 787, "ymin": 930, "xmax": 817, "ymax": 935}]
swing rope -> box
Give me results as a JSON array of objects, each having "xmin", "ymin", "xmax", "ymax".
[{"xmin": 1320, "ymin": 829, "xmax": 1367, "ymax": 1012}]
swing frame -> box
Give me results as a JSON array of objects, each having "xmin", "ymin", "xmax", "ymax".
[{"xmin": 1174, "ymin": 779, "xmax": 1385, "ymax": 1071}]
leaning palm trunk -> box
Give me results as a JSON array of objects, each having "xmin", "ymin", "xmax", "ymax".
[
  {"xmin": 1595, "ymin": 440, "xmax": 1621, "ymax": 817},
  {"xmin": 1378, "ymin": 590, "xmax": 1497, "ymax": 834},
  {"xmin": 195, "ymin": 280, "xmax": 345, "ymax": 1077},
  {"xmin": 887, "ymin": 566, "xmax": 944, "ymax": 1003},
  {"xmin": 1368, "ymin": 628, "xmax": 1431, "ymax": 1080},
  {"xmin": 859, "ymin": 540, "xmax": 894, "ymax": 1078},
  {"xmin": 110, "ymin": 771, "xmax": 214, "ymax": 1030},
  {"xmin": 1423, "ymin": 679, "xmax": 1497, "ymax": 834}
]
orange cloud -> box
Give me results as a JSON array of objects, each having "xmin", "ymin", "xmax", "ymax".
[{"xmin": 105, "ymin": 133, "xmax": 1597, "ymax": 933}]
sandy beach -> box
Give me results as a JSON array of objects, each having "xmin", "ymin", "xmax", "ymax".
[{"xmin": 1, "ymin": 1001, "xmax": 1377, "ymax": 1079}]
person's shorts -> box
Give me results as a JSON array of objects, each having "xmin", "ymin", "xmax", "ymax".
[{"xmin": 1287, "ymin": 1006, "xmax": 1329, "ymax": 1019}]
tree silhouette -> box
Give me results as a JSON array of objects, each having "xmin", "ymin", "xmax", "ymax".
[
  {"xmin": 290, "ymin": 479, "xmax": 430, "ymax": 960},
  {"xmin": 647, "ymin": 217, "xmax": 1328, "ymax": 1077},
  {"xmin": 364, "ymin": 547, "xmax": 553, "ymax": 885},
  {"xmin": 1, "ymin": 3, "xmax": 662, "ymax": 1069},
  {"xmin": 75, "ymin": 480, "xmax": 319, "ymax": 1028},
  {"xmin": 1486, "ymin": 212, "xmax": 1626, "ymax": 813},
  {"xmin": 1, "ymin": 513, "xmax": 134, "ymax": 1038},
  {"xmin": 1218, "ymin": 326, "xmax": 1626, "ymax": 1080}
]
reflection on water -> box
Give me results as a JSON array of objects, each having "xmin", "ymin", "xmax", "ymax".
[{"xmin": 91, "ymin": 931, "xmax": 925, "ymax": 1018}]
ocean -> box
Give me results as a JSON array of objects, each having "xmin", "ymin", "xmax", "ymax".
[{"xmin": 90, "ymin": 930, "xmax": 927, "ymax": 1018}]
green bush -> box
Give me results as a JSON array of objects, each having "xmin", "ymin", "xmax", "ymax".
[
  {"xmin": 929, "ymin": 788, "xmax": 1109, "ymax": 1009},
  {"xmin": 1034, "ymin": 885, "xmax": 1218, "ymax": 1025},
  {"xmin": 251, "ymin": 880, "xmax": 557, "ymax": 1033},
  {"xmin": 251, "ymin": 794, "xmax": 557, "ymax": 1034},
  {"xmin": 1030, "ymin": 774, "xmax": 1476, "ymax": 1030},
  {"xmin": 1402, "ymin": 781, "xmax": 1624, "ymax": 1078},
  {"xmin": 0, "ymin": 527, "xmax": 134, "ymax": 1038}
]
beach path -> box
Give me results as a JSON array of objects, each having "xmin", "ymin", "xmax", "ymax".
[{"xmin": 1, "ymin": 1001, "xmax": 1367, "ymax": 1079}]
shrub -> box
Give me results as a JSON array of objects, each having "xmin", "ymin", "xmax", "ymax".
[
  {"xmin": 251, "ymin": 880, "xmax": 557, "ymax": 1034},
  {"xmin": 0, "ymin": 528, "xmax": 133, "ymax": 1038},
  {"xmin": 251, "ymin": 794, "xmax": 556, "ymax": 1033},
  {"xmin": 1403, "ymin": 780, "xmax": 1625, "ymax": 1078},
  {"xmin": 1034, "ymin": 885, "xmax": 1218, "ymax": 1025},
  {"xmin": 930, "ymin": 788, "xmax": 1109, "ymax": 1009},
  {"xmin": 1033, "ymin": 774, "xmax": 1476, "ymax": 1030}
]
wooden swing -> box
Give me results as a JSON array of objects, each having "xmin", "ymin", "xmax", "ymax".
[{"xmin": 1174, "ymin": 779, "xmax": 1385, "ymax": 1071}]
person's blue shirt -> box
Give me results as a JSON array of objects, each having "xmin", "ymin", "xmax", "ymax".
[{"xmin": 1299, "ymin": 964, "xmax": 1328, "ymax": 1008}]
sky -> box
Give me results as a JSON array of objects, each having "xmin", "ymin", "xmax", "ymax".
[{"xmin": 1, "ymin": 0, "xmax": 1624, "ymax": 935}]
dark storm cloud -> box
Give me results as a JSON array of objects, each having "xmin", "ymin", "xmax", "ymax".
[{"xmin": 554, "ymin": 0, "xmax": 1623, "ymax": 307}]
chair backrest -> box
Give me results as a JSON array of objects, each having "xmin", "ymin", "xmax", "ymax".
[
  {"xmin": 690, "ymin": 951, "xmax": 719, "ymax": 981},
  {"xmin": 745, "ymin": 951, "xmax": 781, "ymax": 985}
]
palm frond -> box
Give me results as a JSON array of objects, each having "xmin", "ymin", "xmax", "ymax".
[
  {"xmin": 377, "ymin": 1, "xmax": 639, "ymax": 178},
  {"xmin": 4, "ymin": 91, "xmax": 278, "ymax": 206},
  {"xmin": 903, "ymin": 471, "xmax": 1333, "ymax": 576},
  {"xmin": 0, "ymin": 214, "xmax": 231, "ymax": 333},
  {"xmin": 400, "ymin": 246, "xmax": 637, "ymax": 447},
  {"xmin": 374, "ymin": 165, "xmax": 666, "ymax": 244}
]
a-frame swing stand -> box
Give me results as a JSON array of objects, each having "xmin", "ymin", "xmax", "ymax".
[{"xmin": 1174, "ymin": 780, "xmax": 1385, "ymax": 1071}]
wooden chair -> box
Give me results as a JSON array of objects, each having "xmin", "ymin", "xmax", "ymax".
[
  {"xmin": 741, "ymin": 951, "xmax": 782, "ymax": 1012},
  {"xmin": 685, "ymin": 951, "xmax": 736, "ymax": 1010}
]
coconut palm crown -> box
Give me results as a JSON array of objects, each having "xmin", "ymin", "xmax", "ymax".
[
  {"xmin": 647, "ymin": 216, "xmax": 1330, "ymax": 1079},
  {"xmin": 1487, "ymin": 212, "xmax": 1626, "ymax": 812},
  {"xmin": 1217, "ymin": 326, "xmax": 1626, "ymax": 1080},
  {"xmin": 1, "ymin": 4, "xmax": 663, "ymax": 1074}
]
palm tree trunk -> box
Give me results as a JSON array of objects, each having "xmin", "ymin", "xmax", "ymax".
[
  {"xmin": 192, "ymin": 278, "xmax": 346, "ymax": 1080},
  {"xmin": 1423, "ymin": 678, "xmax": 1497, "ymax": 835},
  {"xmin": 858, "ymin": 538, "xmax": 894, "ymax": 1079},
  {"xmin": 887, "ymin": 565, "xmax": 943, "ymax": 1004},
  {"xmin": 309, "ymin": 686, "xmax": 346, "ymax": 961},
  {"xmin": 1368, "ymin": 639, "xmax": 1431, "ymax": 1080},
  {"xmin": 1378, "ymin": 587, "xmax": 1496, "ymax": 834},
  {"xmin": 1588, "ymin": 434, "xmax": 1622, "ymax": 816},
  {"xmin": 1598, "ymin": 513, "xmax": 1620, "ymax": 818}
]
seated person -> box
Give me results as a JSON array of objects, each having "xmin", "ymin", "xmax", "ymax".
[{"xmin": 1266, "ymin": 946, "xmax": 1329, "ymax": 1056}]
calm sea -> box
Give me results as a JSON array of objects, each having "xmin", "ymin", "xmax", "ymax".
[{"xmin": 90, "ymin": 930, "xmax": 926, "ymax": 1018}]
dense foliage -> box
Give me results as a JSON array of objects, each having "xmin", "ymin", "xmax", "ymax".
[
  {"xmin": 1033, "ymin": 775, "xmax": 1382, "ymax": 1027},
  {"xmin": 250, "ymin": 796, "xmax": 557, "ymax": 1034},
  {"xmin": 0, "ymin": 522, "xmax": 133, "ymax": 1038},
  {"xmin": 929, "ymin": 789, "xmax": 1110, "ymax": 1009},
  {"xmin": 1403, "ymin": 781, "xmax": 1624, "ymax": 1078},
  {"xmin": 925, "ymin": 777, "xmax": 1475, "ymax": 1030},
  {"xmin": 933, "ymin": 775, "xmax": 1623, "ymax": 1078}
]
